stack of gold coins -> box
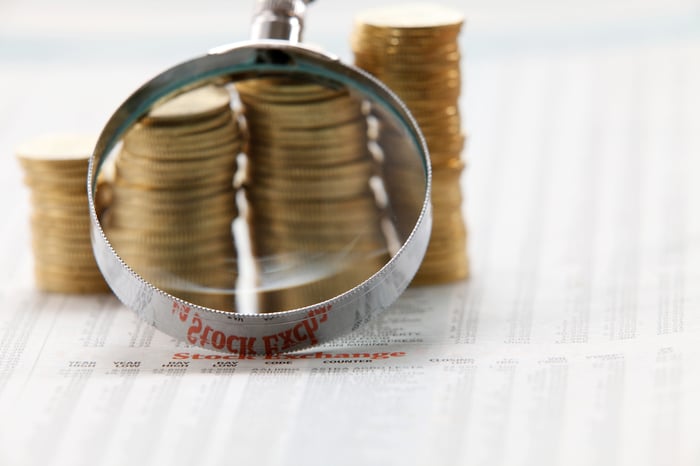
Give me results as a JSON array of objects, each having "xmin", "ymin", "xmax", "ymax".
[
  {"xmin": 103, "ymin": 85, "xmax": 241, "ymax": 311},
  {"xmin": 237, "ymin": 77, "xmax": 388, "ymax": 312},
  {"xmin": 16, "ymin": 134, "xmax": 110, "ymax": 293},
  {"xmin": 352, "ymin": 3, "xmax": 469, "ymax": 285}
]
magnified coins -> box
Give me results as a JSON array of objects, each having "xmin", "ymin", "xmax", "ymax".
[
  {"xmin": 104, "ymin": 85, "xmax": 241, "ymax": 311},
  {"xmin": 237, "ymin": 77, "xmax": 389, "ymax": 312}
]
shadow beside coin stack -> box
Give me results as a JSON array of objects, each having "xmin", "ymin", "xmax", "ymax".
[
  {"xmin": 237, "ymin": 77, "xmax": 389, "ymax": 312},
  {"xmin": 352, "ymin": 4, "xmax": 469, "ymax": 285},
  {"xmin": 17, "ymin": 135, "xmax": 110, "ymax": 294},
  {"xmin": 102, "ymin": 85, "xmax": 241, "ymax": 311}
]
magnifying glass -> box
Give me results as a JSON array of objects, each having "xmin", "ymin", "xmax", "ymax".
[{"xmin": 88, "ymin": 0, "xmax": 431, "ymax": 355}]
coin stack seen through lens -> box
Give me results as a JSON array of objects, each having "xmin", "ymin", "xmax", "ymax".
[
  {"xmin": 237, "ymin": 77, "xmax": 388, "ymax": 312},
  {"xmin": 16, "ymin": 134, "xmax": 110, "ymax": 293},
  {"xmin": 103, "ymin": 85, "xmax": 241, "ymax": 311},
  {"xmin": 352, "ymin": 3, "xmax": 469, "ymax": 285}
]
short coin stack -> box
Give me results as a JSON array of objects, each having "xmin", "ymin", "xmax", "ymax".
[
  {"xmin": 16, "ymin": 134, "xmax": 109, "ymax": 293},
  {"xmin": 237, "ymin": 77, "xmax": 388, "ymax": 312},
  {"xmin": 352, "ymin": 3, "xmax": 469, "ymax": 285},
  {"xmin": 104, "ymin": 85, "xmax": 241, "ymax": 311}
]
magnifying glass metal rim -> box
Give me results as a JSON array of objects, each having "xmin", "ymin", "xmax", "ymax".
[{"xmin": 88, "ymin": 40, "xmax": 432, "ymax": 356}]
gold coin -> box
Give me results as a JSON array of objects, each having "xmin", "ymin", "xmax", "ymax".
[
  {"xmin": 352, "ymin": 36, "xmax": 460, "ymax": 53},
  {"xmin": 246, "ymin": 130, "xmax": 365, "ymax": 148},
  {"xmin": 248, "ymin": 118, "xmax": 366, "ymax": 135},
  {"xmin": 29, "ymin": 186, "xmax": 88, "ymax": 201},
  {"xmin": 250, "ymin": 156, "xmax": 374, "ymax": 180},
  {"xmin": 31, "ymin": 242, "xmax": 97, "ymax": 261},
  {"xmin": 129, "ymin": 110, "xmax": 234, "ymax": 137},
  {"xmin": 253, "ymin": 232, "xmax": 387, "ymax": 254},
  {"xmin": 144, "ymin": 85, "xmax": 232, "ymax": 123},
  {"xmin": 249, "ymin": 192, "xmax": 380, "ymax": 213},
  {"xmin": 246, "ymin": 177, "xmax": 374, "ymax": 201},
  {"xmin": 247, "ymin": 116, "xmax": 367, "ymax": 142},
  {"xmin": 242, "ymin": 107, "xmax": 363, "ymax": 128},
  {"xmin": 353, "ymin": 52, "xmax": 461, "ymax": 72},
  {"xmin": 30, "ymin": 201, "xmax": 89, "ymax": 218},
  {"xmin": 123, "ymin": 131, "xmax": 241, "ymax": 157},
  {"xmin": 111, "ymin": 189, "xmax": 235, "ymax": 213},
  {"xmin": 124, "ymin": 120, "xmax": 241, "ymax": 154},
  {"xmin": 252, "ymin": 213, "xmax": 386, "ymax": 234},
  {"xmin": 248, "ymin": 149, "xmax": 372, "ymax": 169},
  {"xmin": 236, "ymin": 78, "xmax": 347, "ymax": 102},
  {"xmin": 23, "ymin": 176, "xmax": 88, "ymax": 193},
  {"xmin": 247, "ymin": 154, "xmax": 374, "ymax": 182},
  {"xmin": 108, "ymin": 202, "xmax": 236, "ymax": 229},
  {"xmin": 34, "ymin": 253, "xmax": 100, "ymax": 270},
  {"xmin": 116, "ymin": 148, "xmax": 237, "ymax": 174},
  {"xmin": 352, "ymin": 25, "xmax": 462, "ymax": 39},
  {"xmin": 31, "ymin": 238, "xmax": 93, "ymax": 255},
  {"xmin": 31, "ymin": 229, "xmax": 91, "ymax": 248},
  {"xmin": 432, "ymin": 189, "xmax": 464, "ymax": 207},
  {"xmin": 31, "ymin": 209, "xmax": 90, "ymax": 228},
  {"xmin": 119, "ymin": 136, "xmax": 242, "ymax": 160},
  {"xmin": 107, "ymin": 215, "xmax": 235, "ymax": 240},
  {"xmin": 111, "ymin": 180, "xmax": 232, "ymax": 204},
  {"xmin": 16, "ymin": 133, "xmax": 96, "ymax": 163},
  {"xmin": 114, "ymin": 163, "xmax": 235, "ymax": 189},
  {"xmin": 241, "ymin": 95, "xmax": 362, "ymax": 114},
  {"xmin": 108, "ymin": 202, "xmax": 236, "ymax": 226},
  {"xmin": 115, "ymin": 157, "xmax": 236, "ymax": 185},
  {"xmin": 418, "ymin": 113, "xmax": 462, "ymax": 134},
  {"xmin": 18, "ymin": 162, "xmax": 89, "ymax": 180},
  {"xmin": 31, "ymin": 216, "xmax": 91, "ymax": 234}
]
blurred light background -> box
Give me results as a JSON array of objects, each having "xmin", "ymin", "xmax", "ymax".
[{"xmin": 2, "ymin": 0, "xmax": 698, "ymax": 130}]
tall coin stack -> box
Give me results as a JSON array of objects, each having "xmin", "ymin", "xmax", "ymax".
[
  {"xmin": 103, "ymin": 85, "xmax": 241, "ymax": 311},
  {"xmin": 352, "ymin": 3, "xmax": 469, "ymax": 285},
  {"xmin": 237, "ymin": 77, "xmax": 388, "ymax": 312},
  {"xmin": 16, "ymin": 134, "xmax": 110, "ymax": 293}
]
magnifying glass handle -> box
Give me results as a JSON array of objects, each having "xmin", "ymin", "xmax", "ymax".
[{"xmin": 250, "ymin": 0, "xmax": 314, "ymax": 42}]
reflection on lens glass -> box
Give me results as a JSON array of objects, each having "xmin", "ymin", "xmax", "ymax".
[{"xmin": 96, "ymin": 72, "xmax": 424, "ymax": 314}]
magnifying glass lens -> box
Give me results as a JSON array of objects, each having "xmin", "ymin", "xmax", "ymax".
[{"xmin": 96, "ymin": 59, "xmax": 426, "ymax": 317}]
